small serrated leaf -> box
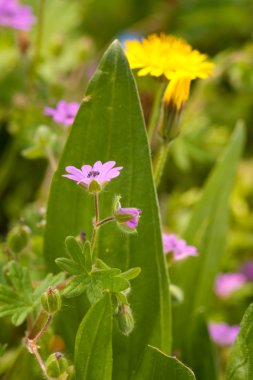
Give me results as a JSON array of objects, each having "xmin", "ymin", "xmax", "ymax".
[
  {"xmin": 95, "ymin": 259, "xmax": 111, "ymax": 270},
  {"xmin": 65, "ymin": 236, "xmax": 86, "ymax": 269},
  {"xmin": 92, "ymin": 270, "xmax": 130, "ymax": 292},
  {"xmin": 83, "ymin": 241, "xmax": 92, "ymax": 272},
  {"xmin": 55, "ymin": 258, "xmax": 83, "ymax": 275},
  {"xmin": 120, "ymin": 267, "xmax": 141, "ymax": 280},
  {"xmin": 6, "ymin": 261, "xmax": 33, "ymax": 298},
  {"xmin": 63, "ymin": 276, "xmax": 89, "ymax": 298}
]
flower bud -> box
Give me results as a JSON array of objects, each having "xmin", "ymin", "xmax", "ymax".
[
  {"xmin": 7, "ymin": 225, "xmax": 31, "ymax": 253},
  {"xmin": 169, "ymin": 284, "xmax": 184, "ymax": 305},
  {"xmin": 41, "ymin": 287, "xmax": 62, "ymax": 315},
  {"xmin": 115, "ymin": 207, "xmax": 141, "ymax": 233},
  {"xmin": 117, "ymin": 304, "xmax": 135, "ymax": 336},
  {"xmin": 45, "ymin": 352, "xmax": 68, "ymax": 379},
  {"xmin": 159, "ymin": 102, "xmax": 182, "ymax": 142}
]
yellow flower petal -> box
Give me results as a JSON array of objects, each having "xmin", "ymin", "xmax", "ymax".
[
  {"xmin": 164, "ymin": 77, "xmax": 191, "ymax": 110},
  {"xmin": 125, "ymin": 33, "xmax": 214, "ymax": 83}
]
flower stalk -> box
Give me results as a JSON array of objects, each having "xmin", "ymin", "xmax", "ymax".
[
  {"xmin": 154, "ymin": 142, "xmax": 170, "ymax": 187},
  {"xmin": 148, "ymin": 82, "xmax": 166, "ymax": 142}
]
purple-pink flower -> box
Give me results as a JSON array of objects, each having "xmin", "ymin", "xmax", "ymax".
[
  {"xmin": 162, "ymin": 233, "xmax": 198, "ymax": 261},
  {"xmin": 215, "ymin": 273, "xmax": 246, "ymax": 299},
  {"xmin": 116, "ymin": 207, "xmax": 141, "ymax": 229},
  {"xmin": 0, "ymin": 0, "xmax": 35, "ymax": 31},
  {"xmin": 208, "ymin": 322, "xmax": 239, "ymax": 346},
  {"xmin": 63, "ymin": 161, "xmax": 123, "ymax": 191},
  {"xmin": 44, "ymin": 100, "xmax": 79, "ymax": 127},
  {"xmin": 241, "ymin": 261, "xmax": 253, "ymax": 281}
]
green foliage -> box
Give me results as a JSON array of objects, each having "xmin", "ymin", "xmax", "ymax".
[
  {"xmin": 56, "ymin": 236, "xmax": 140, "ymax": 303},
  {"xmin": 172, "ymin": 123, "xmax": 245, "ymax": 349},
  {"xmin": 183, "ymin": 313, "xmax": 218, "ymax": 380},
  {"xmin": 133, "ymin": 346, "xmax": 196, "ymax": 380},
  {"xmin": 0, "ymin": 261, "xmax": 64, "ymax": 326},
  {"xmin": 227, "ymin": 303, "xmax": 253, "ymax": 380},
  {"xmin": 44, "ymin": 40, "xmax": 171, "ymax": 378},
  {"xmin": 75, "ymin": 293, "xmax": 113, "ymax": 380}
]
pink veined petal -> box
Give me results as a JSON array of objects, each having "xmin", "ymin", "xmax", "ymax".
[
  {"xmin": 105, "ymin": 168, "xmax": 122, "ymax": 180},
  {"xmin": 81, "ymin": 165, "xmax": 93, "ymax": 175},
  {"xmin": 62, "ymin": 174, "xmax": 80, "ymax": 181},
  {"xmin": 93, "ymin": 161, "xmax": 103, "ymax": 172},
  {"xmin": 77, "ymin": 178, "xmax": 90, "ymax": 185},
  {"xmin": 101, "ymin": 161, "xmax": 116, "ymax": 173},
  {"xmin": 57, "ymin": 100, "xmax": 67, "ymax": 109},
  {"xmin": 65, "ymin": 166, "xmax": 83, "ymax": 176},
  {"xmin": 44, "ymin": 107, "xmax": 55, "ymax": 116}
]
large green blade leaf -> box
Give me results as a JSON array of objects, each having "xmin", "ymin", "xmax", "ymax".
[
  {"xmin": 184, "ymin": 312, "xmax": 218, "ymax": 380},
  {"xmin": 172, "ymin": 123, "xmax": 245, "ymax": 349},
  {"xmin": 132, "ymin": 346, "xmax": 196, "ymax": 380},
  {"xmin": 75, "ymin": 293, "xmax": 113, "ymax": 380},
  {"xmin": 44, "ymin": 41, "xmax": 171, "ymax": 376},
  {"xmin": 226, "ymin": 303, "xmax": 253, "ymax": 380}
]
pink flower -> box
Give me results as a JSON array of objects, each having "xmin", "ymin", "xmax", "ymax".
[
  {"xmin": 208, "ymin": 322, "xmax": 239, "ymax": 346},
  {"xmin": 215, "ymin": 273, "xmax": 246, "ymax": 299},
  {"xmin": 116, "ymin": 207, "xmax": 141, "ymax": 229},
  {"xmin": 162, "ymin": 233, "xmax": 198, "ymax": 261},
  {"xmin": 63, "ymin": 161, "xmax": 123, "ymax": 191},
  {"xmin": 241, "ymin": 261, "xmax": 253, "ymax": 281},
  {"xmin": 0, "ymin": 0, "xmax": 35, "ymax": 31},
  {"xmin": 44, "ymin": 100, "xmax": 79, "ymax": 126}
]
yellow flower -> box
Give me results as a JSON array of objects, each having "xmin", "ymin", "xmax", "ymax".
[{"xmin": 125, "ymin": 33, "xmax": 214, "ymax": 110}]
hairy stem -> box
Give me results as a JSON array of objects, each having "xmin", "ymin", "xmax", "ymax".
[
  {"xmin": 90, "ymin": 192, "xmax": 99, "ymax": 257},
  {"xmin": 148, "ymin": 82, "xmax": 166, "ymax": 143},
  {"xmin": 33, "ymin": 314, "xmax": 52, "ymax": 343},
  {"xmin": 154, "ymin": 143, "xmax": 170, "ymax": 187},
  {"xmin": 29, "ymin": 342, "xmax": 48, "ymax": 378},
  {"xmin": 96, "ymin": 216, "xmax": 115, "ymax": 227}
]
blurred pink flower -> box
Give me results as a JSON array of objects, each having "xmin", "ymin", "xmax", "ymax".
[
  {"xmin": 208, "ymin": 322, "xmax": 239, "ymax": 346},
  {"xmin": 44, "ymin": 100, "xmax": 79, "ymax": 126},
  {"xmin": 162, "ymin": 233, "xmax": 198, "ymax": 261},
  {"xmin": 215, "ymin": 273, "xmax": 246, "ymax": 298},
  {"xmin": 0, "ymin": 0, "xmax": 35, "ymax": 31},
  {"xmin": 116, "ymin": 207, "xmax": 141, "ymax": 229},
  {"xmin": 241, "ymin": 260, "xmax": 253, "ymax": 281},
  {"xmin": 63, "ymin": 161, "xmax": 123, "ymax": 190}
]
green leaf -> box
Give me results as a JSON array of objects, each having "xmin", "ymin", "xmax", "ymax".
[
  {"xmin": 44, "ymin": 40, "xmax": 171, "ymax": 373},
  {"xmin": 92, "ymin": 269, "xmax": 130, "ymax": 292},
  {"xmin": 183, "ymin": 312, "xmax": 218, "ymax": 380},
  {"xmin": 120, "ymin": 267, "xmax": 141, "ymax": 280},
  {"xmin": 63, "ymin": 276, "xmax": 89, "ymax": 298},
  {"xmin": 75, "ymin": 293, "xmax": 113, "ymax": 380},
  {"xmin": 226, "ymin": 303, "xmax": 253, "ymax": 380},
  {"xmin": 6, "ymin": 261, "xmax": 33, "ymax": 299},
  {"xmin": 65, "ymin": 236, "xmax": 86, "ymax": 269},
  {"xmin": 55, "ymin": 257, "xmax": 83, "ymax": 275},
  {"xmin": 83, "ymin": 241, "xmax": 92, "ymax": 272},
  {"xmin": 133, "ymin": 345, "xmax": 196, "ymax": 380},
  {"xmin": 172, "ymin": 123, "xmax": 245, "ymax": 349}
]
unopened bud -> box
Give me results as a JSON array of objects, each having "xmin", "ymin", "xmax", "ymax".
[
  {"xmin": 46, "ymin": 352, "xmax": 68, "ymax": 379},
  {"xmin": 7, "ymin": 225, "xmax": 31, "ymax": 253},
  {"xmin": 117, "ymin": 304, "xmax": 135, "ymax": 336},
  {"xmin": 41, "ymin": 287, "xmax": 62, "ymax": 314}
]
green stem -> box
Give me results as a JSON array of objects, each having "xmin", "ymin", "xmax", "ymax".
[
  {"xmin": 154, "ymin": 143, "xmax": 170, "ymax": 187},
  {"xmin": 96, "ymin": 216, "xmax": 115, "ymax": 228},
  {"xmin": 147, "ymin": 82, "xmax": 166, "ymax": 143},
  {"xmin": 90, "ymin": 192, "xmax": 99, "ymax": 257}
]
